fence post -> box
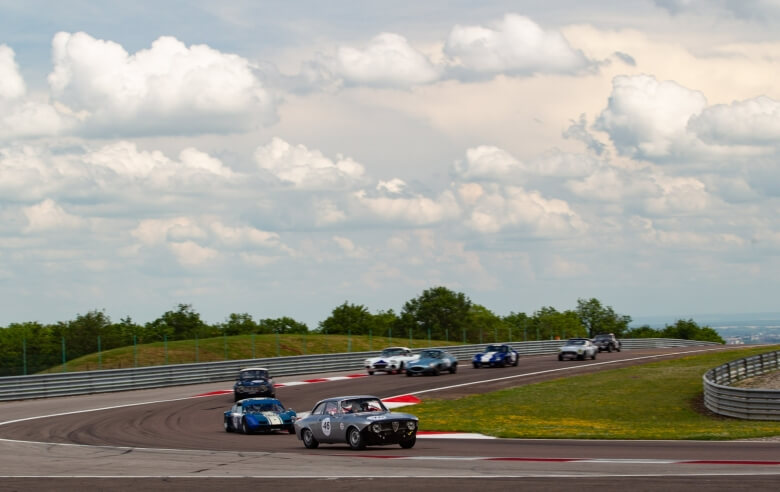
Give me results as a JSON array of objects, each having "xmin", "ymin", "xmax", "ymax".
[
  {"xmin": 223, "ymin": 331, "xmax": 228, "ymax": 360},
  {"xmin": 61, "ymin": 337, "xmax": 67, "ymax": 372},
  {"xmin": 97, "ymin": 335, "xmax": 102, "ymax": 370},
  {"xmin": 164, "ymin": 334, "xmax": 168, "ymax": 365},
  {"xmin": 133, "ymin": 335, "xmax": 138, "ymax": 368},
  {"xmin": 22, "ymin": 338, "xmax": 27, "ymax": 376}
]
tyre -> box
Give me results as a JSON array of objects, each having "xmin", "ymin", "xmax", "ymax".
[
  {"xmin": 592, "ymin": 352, "xmax": 597, "ymax": 360},
  {"xmin": 287, "ymin": 425, "xmax": 296, "ymax": 435},
  {"xmin": 432, "ymin": 366, "xmax": 440, "ymax": 376},
  {"xmin": 577, "ymin": 354, "xmax": 584, "ymax": 361},
  {"xmin": 302, "ymin": 428, "xmax": 319, "ymax": 449},
  {"xmin": 406, "ymin": 370, "xmax": 413, "ymax": 377},
  {"xmin": 558, "ymin": 354, "xmax": 563, "ymax": 361},
  {"xmin": 473, "ymin": 362, "xmax": 480, "ymax": 369},
  {"xmin": 347, "ymin": 427, "xmax": 365, "ymax": 450},
  {"xmin": 607, "ymin": 345, "xmax": 613, "ymax": 353},
  {"xmin": 399, "ymin": 435, "xmax": 416, "ymax": 449},
  {"xmin": 513, "ymin": 356, "xmax": 519, "ymax": 367},
  {"xmin": 239, "ymin": 417, "xmax": 247, "ymax": 434},
  {"xmin": 367, "ymin": 370, "xmax": 374, "ymax": 375},
  {"xmin": 399, "ymin": 363, "xmax": 405, "ymax": 374},
  {"xmin": 449, "ymin": 363, "xmax": 457, "ymax": 374},
  {"xmin": 224, "ymin": 418, "xmax": 233, "ymax": 433},
  {"xmin": 234, "ymin": 392, "xmax": 241, "ymax": 402}
]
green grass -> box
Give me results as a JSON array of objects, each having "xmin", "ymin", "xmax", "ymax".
[
  {"xmin": 42, "ymin": 334, "xmax": 466, "ymax": 373},
  {"xmin": 410, "ymin": 345, "xmax": 780, "ymax": 440}
]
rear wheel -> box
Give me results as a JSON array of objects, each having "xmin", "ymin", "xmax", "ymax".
[
  {"xmin": 432, "ymin": 366, "xmax": 440, "ymax": 376},
  {"xmin": 513, "ymin": 356, "xmax": 519, "ymax": 366},
  {"xmin": 473, "ymin": 362, "xmax": 481, "ymax": 369},
  {"xmin": 592, "ymin": 352, "xmax": 597, "ymax": 360},
  {"xmin": 449, "ymin": 363, "xmax": 457, "ymax": 374},
  {"xmin": 367, "ymin": 369, "xmax": 374, "ymax": 375},
  {"xmin": 224, "ymin": 418, "xmax": 233, "ymax": 433},
  {"xmin": 347, "ymin": 427, "xmax": 365, "ymax": 450},
  {"xmin": 302, "ymin": 428, "xmax": 319, "ymax": 449},
  {"xmin": 558, "ymin": 354, "xmax": 563, "ymax": 361},
  {"xmin": 406, "ymin": 370, "xmax": 413, "ymax": 377},
  {"xmin": 607, "ymin": 345, "xmax": 613, "ymax": 353}
]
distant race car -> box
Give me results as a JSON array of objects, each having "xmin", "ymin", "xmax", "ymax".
[
  {"xmin": 233, "ymin": 367, "xmax": 276, "ymax": 401},
  {"xmin": 294, "ymin": 395, "xmax": 418, "ymax": 450},
  {"xmin": 592, "ymin": 333, "xmax": 622, "ymax": 352},
  {"xmin": 558, "ymin": 338, "xmax": 598, "ymax": 361},
  {"xmin": 406, "ymin": 349, "xmax": 458, "ymax": 376},
  {"xmin": 224, "ymin": 397, "xmax": 297, "ymax": 434},
  {"xmin": 472, "ymin": 344, "xmax": 519, "ymax": 368},
  {"xmin": 364, "ymin": 347, "xmax": 418, "ymax": 375}
]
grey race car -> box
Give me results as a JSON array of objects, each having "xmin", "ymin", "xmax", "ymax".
[{"xmin": 293, "ymin": 395, "xmax": 418, "ymax": 450}]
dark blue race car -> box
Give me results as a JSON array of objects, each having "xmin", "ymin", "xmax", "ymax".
[
  {"xmin": 472, "ymin": 344, "xmax": 519, "ymax": 368},
  {"xmin": 224, "ymin": 397, "xmax": 297, "ymax": 434},
  {"xmin": 233, "ymin": 367, "xmax": 276, "ymax": 401}
]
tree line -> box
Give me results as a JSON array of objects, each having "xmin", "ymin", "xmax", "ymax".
[{"xmin": 0, "ymin": 286, "xmax": 723, "ymax": 376}]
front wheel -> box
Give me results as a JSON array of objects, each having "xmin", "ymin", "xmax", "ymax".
[
  {"xmin": 287, "ymin": 425, "xmax": 296, "ymax": 435},
  {"xmin": 224, "ymin": 418, "xmax": 233, "ymax": 433},
  {"xmin": 513, "ymin": 356, "xmax": 519, "ymax": 366},
  {"xmin": 367, "ymin": 369, "xmax": 374, "ymax": 375},
  {"xmin": 406, "ymin": 370, "xmax": 413, "ymax": 377},
  {"xmin": 449, "ymin": 363, "xmax": 457, "ymax": 374},
  {"xmin": 347, "ymin": 427, "xmax": 365, "ymax": 450},
  {"xmin": 302, "ymin": 428, "xmax": 319, "ymax": 449},
  {"xmin": 399, "ymin": 435, "xmax": 416, "ymax": 449},
  {"xmin": 473, "ymin": 362, "xmax": 480, "ymax": 369},
  {"xmin": 591, "ymin": 352, "xmax": 597, "ymax": 360}
]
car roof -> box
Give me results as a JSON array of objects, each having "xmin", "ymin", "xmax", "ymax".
[
  {"xmin": 314, "ymin": 395, "xmax": 380, "ymax": 404},
  {"xmin": 381, "ymin": 346, "xmax": 411, "ymax": 351},
  {"xmin": 239, "ymin": 367, "xmax": 269, "ymax": 372}
]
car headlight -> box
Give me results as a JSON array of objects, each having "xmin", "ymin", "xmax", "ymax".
[
  {"xmin": 577, "ymin": 349, "xmax": 583, "ymax": 353},
  {"xmin": 371, "ymin": 423, "xmax": 382, "ymax": 433},
  {"xmin": 429, "ymin": 362, "xmax": 436, "ymax": 367},
  {"xmin": 406, "ymin": 421, "xmax": 416, "ymax": 430}
]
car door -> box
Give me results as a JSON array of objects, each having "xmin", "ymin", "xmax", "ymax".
[{"xmin": 311, "ymin": 401, "xmax": 339, "ymax": 443}]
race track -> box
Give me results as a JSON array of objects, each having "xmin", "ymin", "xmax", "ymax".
[{"xmin": 1, "ymin": 345, "xmax": 778, "ymax": 491}]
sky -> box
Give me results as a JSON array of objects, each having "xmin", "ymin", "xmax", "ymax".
[{"xmin": 1, "ymin": 0, "xmax": 779, "ymax": 329}]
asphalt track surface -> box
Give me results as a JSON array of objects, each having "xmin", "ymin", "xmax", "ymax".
[{"xmin": 1, "ymin": 345, "xmax": 779, "ymax": 491}]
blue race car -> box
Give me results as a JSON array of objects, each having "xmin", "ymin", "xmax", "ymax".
[
  {"xmin": 405, "ymin": 349, "xmax": 458, "ymax": 376},
  {"xmin": 472, "ymin": 344, "xmax": 519, "ymax": 368},
  {"xmin": 224, "ymin": 397, "xmax": 297, "ymax": 434},
  {"xmin": 233, "ymin": 367, "xmax": 275, "ymax": 401}
]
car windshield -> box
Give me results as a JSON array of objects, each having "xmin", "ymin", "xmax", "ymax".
[
  {"xmin": 595, "ymin": 335, "xmax": 611, "ymax": 340},
  {"xmin": 246, "ymin": 402, "xmax": 283, "ymax": 413},
  {"xmin": 486, "ymin": 345, "xmax": 503, "ymax": 352},
  {"xmin": 381, "ymin": 348, "xmax": 405, "ymax": 356},
  {"xmin": 239, "ymin": 370, "xmax": 268, "ymax": 380},
  {"xmin": 340, "ymin": 398, "xmax": 386, "ymax": 414},
  {"xmin": 419, "ymin": 350, "xmax": 441, "ymax": 358},
  {"xmin": 566, "ymin": 339, "xmax": 586, "ymax": 345}
]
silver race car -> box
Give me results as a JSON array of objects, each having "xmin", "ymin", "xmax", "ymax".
[{"xmin": 293, "ymin": 395, "xmax": 418, "ymax": 450}]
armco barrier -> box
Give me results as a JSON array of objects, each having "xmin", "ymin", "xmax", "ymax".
[
  {"xmin": 0, "ymin": 338, "xmax": 719, "ymax": 401},
  {"xmin": 703, "ymin": 350, "xmax": 780, "ymax": 421}
]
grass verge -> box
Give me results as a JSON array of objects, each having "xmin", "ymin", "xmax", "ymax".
[
  {"xmin": 41, "ymin": 334, "xmax": 465, "ymax": 373},
  {"xmin": 410, "ymin": 345, "xmax": 780, "ymax": 440}
]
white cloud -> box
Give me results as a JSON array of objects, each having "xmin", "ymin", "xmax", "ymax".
[
  {"xmin": 210, "ymin": 221, "xmax": 281, "ymax": 248},
  {"xmin": 48, "ymin": 32, "xmax": 274, "ymax": 135},
  {"xmin": 334, "ymin": 33, "xmax": 440, "ymax": 87},
  {"xmin": 23, "ymin": 199, "xmax": 85, "ymax": 232},
  {"xmin": 460, "ymin": 184, "xmax": 586, "ymax": 236},
  {"xmin": 594, "ymin": 74, "xmax": 707, "ymax": 160},
  {"xmin": 454, "ymin": 145, "xmax": 524, "ymax": 181},
  {"xmin": 444, "ymin": 14, "xmax": 591, "ymax": 75},
  {"xmin": 168, "ymin": 240, "xmax": 219, "ymax": 266},
  {"xmin": 131, "ymin": 217, "xmax": 206, "ymax": 246},
  {"xmin": 254, "ymin": 137, "xmax": 365, "ymax": 189},
  {"xmin": 353, "ymin": 189, "xmax": 460, "ymax": 225},
  {"xmin": 0, "ymin": 45, "xmax": 25, "ymax": 99},
  {"xmin": 689, "ymin": 96, "xmax": 780, "ymax": 146}
]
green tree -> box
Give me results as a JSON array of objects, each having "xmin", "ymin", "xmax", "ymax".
[
  {"xmin": 503, "ymin": 311, "xmax": 530, "ymax": 340},
  {"xmin": 399, "ymin": 286, "xmax": 472, "ymax": 341},
  {"xmin": 145, "ymin": 304, "xmax": 209, "ymax": 341},
  {"xmin": 220, "ymin": 313, "xmax": 258, "ymax": 335},
  {"xmin": 317, "ymin": 302, "xmax": 372, "ymax": 335},
  {"xmin": 466, "ymin": 304, "xmax": 506, "ymax": 343},
  {"xmin": 624, "ymin": 325, "xmax": 662, "ymax": 338},
  {"xmin": 575, "ymin": 298, "xmax": 631, "ymax": 338},
  {"xmin": 259, "ymin": 316, "xmax": 308, "ymax": 334},
  {"xmin": 662, "ymin": 319, "xmax": 724, "ymax": 343}
]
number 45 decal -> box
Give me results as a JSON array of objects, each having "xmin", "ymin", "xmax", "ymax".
[{"xmin": 321, "ymin": 417, "xmax": 332, "ymax": 436}]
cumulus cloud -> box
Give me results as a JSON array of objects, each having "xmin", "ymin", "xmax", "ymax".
[
  {"xmin": 654, "ymin": 0, "xmax": 780, "ymax": 19},
  {"xmin": 594, "ymin": 74, "xmax": 707, "ymax": 160},
  {"xmin": 48, "ymin": 32, "xmax": 275, "ymax": 135},
  {"xmin": 454, "ymin": 145, "xmax": 524, "ymax": 181},
  {"xmin": 254, "ymin": 137, "xmax": 365, "ymax": 189},
  {"xmin": 444, "ymin": 14, "xmax": 591, "ymax": 75},
  {"xmin": 168, "ymin": 240, "xmax": 219, "ymax": 266},
  {"xmin": 688, "ymin": 96, "xmax": 780, "ymax": 146},
  {"xmin": 353, "ymin": 189, "xmax": 460, "ymax": 226},
  {"xmin": 23, "ymin": 199, "xmax": 85, "ymax": 232},
  {"xmin": 459, "ymin": 183, "xmax": 586, "ymax": 236},
  {"xmin": 0, "ymin": 45, "xmax": 25, "ymax": 99},
  {"xmin": 334, "ymin": 33, "xmax": 440, "ymax": 88}
]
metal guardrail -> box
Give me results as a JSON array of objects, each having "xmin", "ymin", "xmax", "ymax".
[
  {"xmin": 703, "ymin": 350, "xmax": 780, "ymax": 421},
  {"xmin": 0, "ymin": 338, "xmax": 719, "ymax": 402}
]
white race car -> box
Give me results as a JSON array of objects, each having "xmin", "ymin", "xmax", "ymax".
[
  {"xmin": 558, "ymin": 338, "xmax": 598, "ymax": 361},
  {"xmin": 364, "ymin": 347, "xmax": 417, "ymax": 375}
]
